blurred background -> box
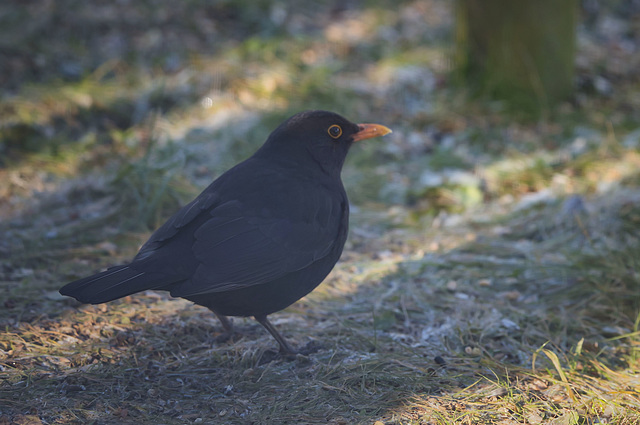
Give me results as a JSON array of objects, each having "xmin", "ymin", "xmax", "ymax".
[
  {"xmin": 0, "ymin": 0, "xmax": 640, "ymax": 228},
  {"xmin": 2, "ymin": 1, "xmax": 640, "ymax": 424},
  {"xmin": 1, "ymin": 0, "xmax": 639, "ymax": 228}
]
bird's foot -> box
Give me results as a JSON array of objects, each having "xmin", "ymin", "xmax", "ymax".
[
  {"xmin": 283, "ymin": 340, "xmax": 322, "ymax": 357},
  {"xmin": 214, "ymin": 330, "xmax": 235, "ymax": 344},
  {"xmin": 267, "ymin": 340, "xmax": 322, "ymax": 363}
]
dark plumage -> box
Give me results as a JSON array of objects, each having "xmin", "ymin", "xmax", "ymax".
[{"xmin": 60, "ymin": 110, "xmax": 392, "ymax": 354}]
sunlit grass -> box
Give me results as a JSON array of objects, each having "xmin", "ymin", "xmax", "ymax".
[{"xmin": 2, "ymin": 0, "xmax": 640, "ymax": 424}]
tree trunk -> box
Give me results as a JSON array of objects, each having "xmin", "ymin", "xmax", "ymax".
[{"xmin": 455, "ymin": 0, "xmax": 578, "ymax": 115}]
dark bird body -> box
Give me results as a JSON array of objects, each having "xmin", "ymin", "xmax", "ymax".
[{"xmin": 60, "ymin": 110, "xmax": 391, "ymax": 353}]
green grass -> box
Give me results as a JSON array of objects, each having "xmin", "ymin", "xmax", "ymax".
[{"xmin": 2, "ymin": 0, "xmax": 640, "ymax": 424}]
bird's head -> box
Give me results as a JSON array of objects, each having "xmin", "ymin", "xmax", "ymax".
[{"xmin": 256, "ymin": 110, "xmax": 392, "ymax": 177}]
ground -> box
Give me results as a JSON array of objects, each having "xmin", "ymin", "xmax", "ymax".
[{"xmin": 1, "ymin": 1, "xmax": 640, "ymax": 424}]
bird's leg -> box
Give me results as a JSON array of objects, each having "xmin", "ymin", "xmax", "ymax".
[
  {"xmin": 214, "ymin": 312, "xmax": 233, "ymax": 333},
  {"xmin": 254, "ymin": 315, "xmax": 296, "ymax": 355},
  {"xmin": 212, "ymin": 311, "xmax": 234, "ymax": 343}
]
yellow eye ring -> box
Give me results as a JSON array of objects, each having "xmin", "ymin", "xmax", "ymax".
[{"xmin": 328, "ymin": 125, "xmax": 342, "ymax": 139}]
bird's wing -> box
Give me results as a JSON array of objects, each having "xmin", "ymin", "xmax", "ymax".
[
  {"xmin": 170, "ymin": 183, "xmax": 346, "ymax": 297},
  {"xmin": 134, "ymin": 190, "xmax": 220, "ymax": 258}
]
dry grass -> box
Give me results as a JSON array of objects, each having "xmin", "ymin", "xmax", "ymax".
[
  {"xmin": 2, "ymin": 185, "xmax": 640, "ymax": 424},
  {"xmin": 2, "ymin": 0, "xmax": 640, "ymax": 424}
]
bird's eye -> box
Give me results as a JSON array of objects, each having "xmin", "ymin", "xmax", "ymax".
[{"xmin": 328, "ymin": 125, "xmax": 342, "ymax": 139}]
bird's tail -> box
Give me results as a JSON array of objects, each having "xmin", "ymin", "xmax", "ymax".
[{"xmin": 60, "ymin": 265, "xmax": 178, "ymax": 304}]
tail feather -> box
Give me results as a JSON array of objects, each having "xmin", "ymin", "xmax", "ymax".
[{"xmin": 60, "ymin": 265, "xmax": 179, "ymax": 304}]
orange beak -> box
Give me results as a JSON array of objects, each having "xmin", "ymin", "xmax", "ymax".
[{"xmin": 352, "ymin": 123, "xmax": 393, "ymax": 142}]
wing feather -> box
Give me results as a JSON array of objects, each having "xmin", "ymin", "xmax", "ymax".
[{"xmin": 170, "ymin": 184, "xmax": 345, "ymax": 296}]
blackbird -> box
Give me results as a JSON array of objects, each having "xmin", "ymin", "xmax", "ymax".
[{"xmin": 60, "ymin": 110, "xmax": 392, "ymax": 354}]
